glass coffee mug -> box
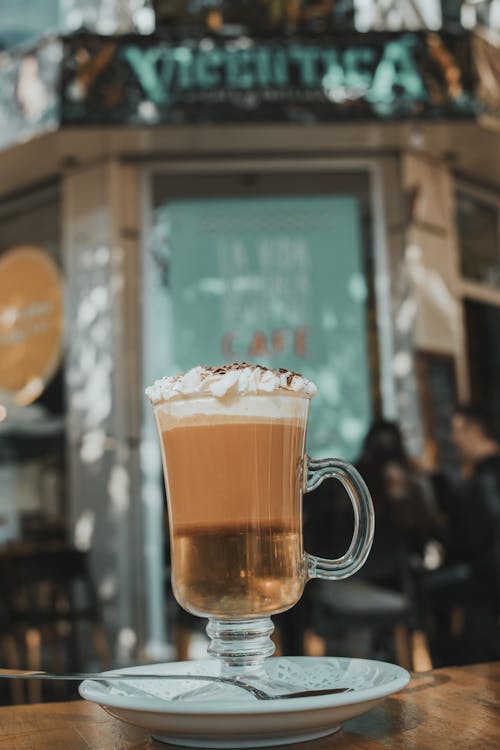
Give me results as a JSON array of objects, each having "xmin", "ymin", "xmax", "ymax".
[{"xmin": 149, "ymin": 368, "xmax": 375, "ymax": 688}]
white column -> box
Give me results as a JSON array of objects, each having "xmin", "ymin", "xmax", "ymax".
[{"xmin": 62, "ymin": 159, "xmax": 165, "ymax": 663}]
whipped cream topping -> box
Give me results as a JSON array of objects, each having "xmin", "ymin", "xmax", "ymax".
[{"xmin": 145, "ymin": 363, "xmax": 317, "ymax": 404}]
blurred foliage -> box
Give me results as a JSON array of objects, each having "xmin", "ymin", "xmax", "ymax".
[{"xmin": 153, "ymin": 0, "xmax": 355, "ymax": 34}]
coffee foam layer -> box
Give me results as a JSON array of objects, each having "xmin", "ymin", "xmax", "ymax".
[
  {"xmin": 146, "ymin": 363, "xmax": 317, "ymax": 405},
  {"xmin": 154, "ymin": 393, "xmax": 308, "ymax": 427}
]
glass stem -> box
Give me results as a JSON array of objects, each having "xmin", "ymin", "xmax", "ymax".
[{"xmin": 206, "ymin": 617, "xmax": 275, "ymax": 677}]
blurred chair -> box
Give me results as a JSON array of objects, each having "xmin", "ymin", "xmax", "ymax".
[
  {"xmin": 307, "ymin": 502, "xmax": 430, "ymax": 670},
  {"xmin": 312, "ymin": 577, "xmax": 416, "ymax": 668},
  {"xmin": 0, "ymin": 545, "xmax": 110, "ymax": 702}
]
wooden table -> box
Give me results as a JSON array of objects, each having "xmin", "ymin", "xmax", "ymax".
[{"xmin": 0, "ymin": 663, "xmax": 498, "ymax": 749}]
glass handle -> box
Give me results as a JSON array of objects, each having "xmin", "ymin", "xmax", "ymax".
[{"xmin": 305, "ymin": 457, "xmax": 375, "ymax": 580}]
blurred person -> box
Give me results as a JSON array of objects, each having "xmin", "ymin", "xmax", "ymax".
[
  {"xmin": 425, "ymin": 404, "xmax": 500, "ymax": 665},
  {"xmin": 276, "ymin": 419, "xmax": 439, "ymax": 658},
  {"xmin": 330, "ymin": 420, "xmax": 439, "ymax": 663},
  {"xmin": 355, "ymin": 420, "xmax": 440, "ymax": 583}
]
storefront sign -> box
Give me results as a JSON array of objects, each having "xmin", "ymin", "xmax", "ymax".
[
  {"xmin": 61, "ymin": 32, "xmax": 479, "ymax": 123},
  {"xmin": 0, "ymin": 246, "xmax": 64, "ymax": 405},
  {"xmin": 0, "ymin": 30, "xmax": 498, "ymax": 152}
]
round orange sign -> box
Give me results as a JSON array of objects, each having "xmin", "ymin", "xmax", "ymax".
[{"xmin": 0, "ymin": 245, "xmax": 63, "ymax": 405}]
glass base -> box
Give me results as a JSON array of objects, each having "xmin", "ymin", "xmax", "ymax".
[
  {"xmin": 206, "ymin": 617, "xmax": 275, "ymax": 674},
  {"xmin": 174, "ymin": 617, "xmax": 293, "ymax": 703}
]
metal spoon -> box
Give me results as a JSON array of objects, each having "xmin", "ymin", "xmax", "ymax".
[{"xmin": 0, "ymin": 668, "xmax": 352, "ymax": 701}]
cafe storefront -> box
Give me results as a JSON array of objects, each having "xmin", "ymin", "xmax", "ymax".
[{"xmin": 1, "ymin": 9, "xmax": 500, "ymax": 661}]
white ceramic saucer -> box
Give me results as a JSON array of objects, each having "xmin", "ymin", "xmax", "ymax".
[{"xmin": 79, "ymin": 656, "xmax": 410, "ymax": 748}]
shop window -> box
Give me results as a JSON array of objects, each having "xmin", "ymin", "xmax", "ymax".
[
  {"xmin": 456, "ymin": 189, "xmax": 500, "ymax": 288},
  {"xmin": 146, "ymin": 171, "xmax": 377, "ymax": 461}
]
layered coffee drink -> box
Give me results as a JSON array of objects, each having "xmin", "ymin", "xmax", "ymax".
[{"xmin": 146, "ymin": 363, "xmax": 317, "ymax": 619}]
